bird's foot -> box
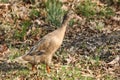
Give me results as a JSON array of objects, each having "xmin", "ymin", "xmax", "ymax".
[
  {"xmin": 46, "ymin": 65, "xmax": 50, "ymax": 73},
  {"xmin": 32, "ymin": 65, "xmax": 37, "ymax": 71}
]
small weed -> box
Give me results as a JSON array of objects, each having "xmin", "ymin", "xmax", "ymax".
[
  {"xmin": 9, "ymin": 52, "xmax": 21, "ymax": 61},
  {"xmin": 56, "ymin": 65, "xmax": 81, "ymax": 80},
  {"xmin": 69, "ymin": 19, "xmax": 75, "ymax": 27},
  {"xmin": 81, "ymin": 76, "xmax": 94, "ymax": 80},
  {"xmin": 76, "ymin": 0, "xmax": 96, "ymax": 18},
  {"xmin": 21, "ymin": 20, "xmax": 31, "ymax": 37},
  {"xmin": 96, "ymin": 46, "xmax": 103, "ymax": 54},
  {"xmin": 16, "ymin": 69, "xmax": 29, "ymax": 76},
  {"xmin": 99, "ymin": 7, "xmax": 115, "ymax": 18},
  {"xmin": 94, "ymin": 55, "xmax": 100, "ymax": 66},
  {"xmin": 101, "ymin": 0, "xmax": 120, "ymax": 5},
  {"xmin": 95, "ymin": 22, "xmax": 104, "ymax": 31},
  {"xmin": 93, "ymin": 46, "xmax": 103, "ymax": 66},
  {"xmin": 81, "ymin": 42, "xmax": 87, "ymax": 49},
  {"xmin": 45, "ymin": 0, "xmax": 65, "ymax": 27},
  {"xmin": 29, "ymin": 9, "xmax": 40, "ymax": 19},
  {"xmin": 14, "ymin": 20, "xmax": 31, "ymax": 40},
  {"xmin": 104, "ymin": 75, "xmax": 114, "ymax": 80},
  {"xmin": 30, "ymin": 28, "xmax": 40, "ymax": 36}
]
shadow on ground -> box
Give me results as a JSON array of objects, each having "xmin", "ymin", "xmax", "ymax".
[{"xmin": 0, "ymin": 61, "xmax": 29, "ymax": 72}]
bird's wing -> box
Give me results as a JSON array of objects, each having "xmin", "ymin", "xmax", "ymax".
[{"xmin": 26, "ymin": 37, "xmax": 51, "ymax": 56}]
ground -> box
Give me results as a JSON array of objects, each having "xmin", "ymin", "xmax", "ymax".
[{"xmin": 0, "ymin": 0, "xmax": 120, "ymax": 80}]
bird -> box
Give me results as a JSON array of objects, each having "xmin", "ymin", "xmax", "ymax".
[{"xmin": 14, "ymin": 11, "xmax": 77, "ymax": 73}]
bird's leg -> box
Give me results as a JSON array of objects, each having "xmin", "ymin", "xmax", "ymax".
[
  {"xmin": 46, "ymin": 64, "xmax": 50, "ymax": 73},
  {"xmin": 32, "ymin": 64, "xmax": 37, "ymax": 71},
  {"xmin": 31, "ymin": 55, "xmax": 37, "ymax": 71}
]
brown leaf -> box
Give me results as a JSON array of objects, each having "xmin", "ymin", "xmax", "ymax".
[
  {"xmin": 108, "ymin": 55, "xmax": 120, "ymax": 65},
  {"xmin": 0, "ymin": 44, "xmax": 10, "ymax": 58}
]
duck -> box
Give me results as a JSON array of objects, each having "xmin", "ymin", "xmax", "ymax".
[{"xmin": 14, "ymin": 10, "xmax": 77, "ymax": 73}]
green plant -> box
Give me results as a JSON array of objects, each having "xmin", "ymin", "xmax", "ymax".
[
  {"xmin": 104, "ymin": 75, "xmax": 114, "ymax": 80},
  {"xmin": 69, "ymin": 19, "xmax": 75, "ymax": 27},
  {"xmin": 80, "ymin": 76, "xmax": 94, "ymax": 80},
  {"xmin": 45, "ymin": 0, "xmax": 65, "ymax": 27},
  {"xmin": 29, "ymin": 9, "xmax": 40, "ymax": 19},
  {"xmin": 95, "ymin": 22, "xmax": 104, "ymax": 31},
  {"xmin": 9, "ymin": 52, "xmax": 21, "ymax": 61},
  {"xmin": 30, "ymin": 28, "xmax": 39, "ymax": 36},
  {"xmin": 0, "ymin": 0, "xmax": 9, "ymax": 3},
  {"xmin": 14, "ymin": 20, "xmax": 31, "ymax": 40},
  {"xmin": 101, "ymin": 0, "xmax": 120, "ymax": 5},
  {"xmin": 94, "ymin": 55, "xmax": 100, "ymax": 66},
  {"xmin": 99, "ymin": 7, "xmax": 115, "ymax": 18},
  {"xmin": 118, "ymin": 0, "xmax": 120, "ymax": 3},
  {"xmin": 93, "ymin": 46, "xmax": 103, "ymax": 66},
  {"xmin": 16, "ymin": 69, "xmax": 29, "ymax": 76},
  {"xmin": 76, "ymin": 0, "xmax": 96, "ymax": 18}
]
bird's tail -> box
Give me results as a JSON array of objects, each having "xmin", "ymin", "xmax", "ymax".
[{"xmin": 13, "ymin": 56, "xmax": 29, "ymax": 64}]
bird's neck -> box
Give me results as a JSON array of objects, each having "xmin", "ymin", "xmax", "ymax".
[
  {"xmin": 60, "ymin": 16, "xmax": 71, "ymax": 33},
  {"xmin": 56, "ymin": 17, "xmax": 70, "ymax": 39},
  {"xmin": 60, "ymin": 23, "xmax": 67, "ymax": 33}
]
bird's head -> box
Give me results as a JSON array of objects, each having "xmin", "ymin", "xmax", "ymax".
[{"xmin": 62, "ymin": 10, "xmax": 81, "ymax": 25}]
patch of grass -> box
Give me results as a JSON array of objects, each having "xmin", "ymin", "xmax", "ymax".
[
  {"xmin": 30, "ymin": 28, "xmax": 40, "ymax": 37},
  {"xmin": 7, "ymin": 68, "xmax": 29, "ymax": 79},
  {"xmin": 16, "ymin": 69, "xmax": 29, "ymax": 76},
  {"xmin": 51, "ymin": 65, "xmax": 81, "ymax": 80},
  {"xmin": 69, "ymin": 19, "xmax": 75, "ymax": 27},
  {"xmin": 96, "ymin": 46, "xmax": 103, "ymax": 54},
  {"xmin": 29, "ymin": 9, "xmax": 40, "ymax": 19},
  {"xmin": 9, "ymin": 52, "xmax": 21, "ymax": 61},
  {"xmin": 94, "ymin": 55, "xmax": 100, "ymax": 66},
  {"xmin": 99, "ymin": 7, "xmax": 115, "ymax": 18},
  {"xmin": 104, "ymin": 75, "xmax": 115, "ymax": 80},
  {"xmin": 45, "ymin": 0, "xmax": 66, "ymax": 27},
  {"xmin": 92, "ymin": 46, "xmax": 104, "ymax": 66},
  {"xmin": 104, "ymin": 0, "xmax": 114, "ymax": 5},
  {"xmin": 95, "ymin": 22, "xmax": 104, "ymax": 31},
  {"xmin": 0, "ymin": 0, "xmax": 9, "ymax": 3},
  {"xmin": 20, "ymin": 20, "xmax": 31, "ymax": 38},
  {"xmin": 81, "ymin": 42, "xmax": 87, "ymax": 49},
  {"xmin": 101, "ymin": 0, "xmax": 120, "ymax": 5},
  {"xmin": 80, "ymin": 76, "xmax": 94, "ymax": 80},
  {"xmin": 14, "ymin": 20, "xmax": 31, "ymax": 40},
  {"xmin": 76, "ymin": 0, "xmax": 96, "ymax": 18},
  {"xmin": 75, "ymin": 0, "xmax": 115, "ymax": 19}
]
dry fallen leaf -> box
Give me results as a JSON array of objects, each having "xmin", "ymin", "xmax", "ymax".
[
  {"xmin": 0, "ymin": 44, "xmax": 10, "ymax": 63},
  {"xmin": 108, "ymin": 55, "xmax": 120, "ymax": 65}
]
